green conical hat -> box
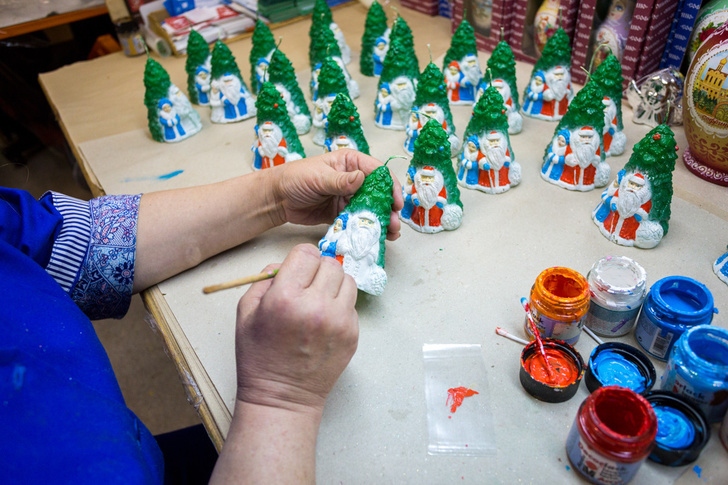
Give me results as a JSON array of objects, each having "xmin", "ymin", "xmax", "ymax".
[
  {"xmin": 543, "ymin": 81, "xmax": 605, "ymax": 161},
  {"xmin": 386, "ymin": 15, "xmax": 418, "ymax": 78},
  {"xmin": 250, "ymin": 20, "xmax": 276, "ymax": 94},
  {"xmin": 463, "ymin": 85, "xmax": 509, "ymax": 142},
  {"xmin": 185, "ymin": 30, "xmax": 210, "ymax": 104},
  {"xmin": 256, "ymin": 82, "xmax": 305, "ymax": 158},
  {"xmin": 268, "ymin": 49, "xmax": 311, "ymax": 118},
  {"xmin": 622, "ymin": 124, "xmax": 677, "ymax": 234},
  {"xmin": 592, "ymin": 54, "xmax": 624, "ymax": 130},
  {"xmin": 532, "ymin": 27, "xmax": 572, "ymax": 73},
  {"xmin": 443, "ymin": 19, "xmax": 478, "ymax": 69},
  {"xmin": 310, "ymin": 20, "xmax": 342, "ymax": 69},
  {"xmin": 411, "ymin": 119, "xmax": 462, "ymax": 207},
  {"xmin": 144, "ymin": 57, "xmax": 172, "ymax": 142},
  {"xmin": 326, "ymin": 93, "xmax": 370, "ymax": 155},
  {"xmin": 210, "ymin": 40, "xmax": 246, "ymax": 87},
  {"xmin": 360, "ymin": 0, "xmax": 388, "ymax": 76},
  {"xmin": 318, "ymin": 57, "xmax": 349, "ymax": 99},
  {"xmin": 486, "ymin": 40, "xmax": 520, "ymax": 111},
  {"xmin": 414, "ymin": 62, "xmax": 455, "ymax": 135},
  {"xmin": 344, "ymin": 164, "xmax": 394, "ymax": 267}
]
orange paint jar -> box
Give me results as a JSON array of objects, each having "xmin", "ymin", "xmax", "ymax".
[{"xmin": 525, "ymin": 267, "xmax": 590, "ymax": 345}]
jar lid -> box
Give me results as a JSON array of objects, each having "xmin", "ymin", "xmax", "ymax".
[
  {"xmin": 650, "ymin": 276, "xmax": 716, "ymax": 324},
  {"xmin": 645, "ymin": 390, "xmax": 711, "ymax": 466},
  {"xmin": 519, "ymin": 339, "xmax": 585, "ymax": 403},
  {"xmin": 585, "ymin": 342, "xmax": 656, "ymax": 395}
]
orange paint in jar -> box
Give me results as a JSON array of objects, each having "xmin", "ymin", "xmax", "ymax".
[{"xmin": 524, "ymin": 267, "xmax": 590, "ymax": 345}]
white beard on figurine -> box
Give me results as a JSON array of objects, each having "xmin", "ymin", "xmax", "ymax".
[
  {"xmin": 220, "ymin": 75, "xmax": 242, "ymax": 106},
  {"xmin": 602, "ymin": 96, "xmax": 626, "ymax": 156},
  {"xmin": 330, "ymin": 22, "xmax": 351, "ymax": 65},
  {"xmin": 492, "ymin": 79, "xmax": 523, "ymax": 134},
  {"xmin": 390, "ymin": 76, "xmax": 416, "ymax": 129},
  {"xmin": 572, "ymin": 127, "xmax": 600, "ymax": 169},
  {"xmin": 258, "ymin": 123, "xmax": 284, "ymax": 159},
  {"xmin": 484, "ymin": 132, "xmax": 506, "ymax": 170},
  {"xmin": 168, "ymin": 84, "xmax": 202, "ymax": 134},
  {"xmin": 332, "ymin": 57, "xmax": 359, "ymax": 99},
  {"xmin": 312, "ymin": 94, "xmax": 335, "ymax": 145},
  {"xmin": 460, "ymin": 55, "xmax": 482, "ymax": 89},
  {"xmin": 547, "ymin": 66, "xmax": 570, "ymax": 103},
  {"xmin": 275, "ymin": 84, "xmax": 311, "ymax": 135},
  {"xmin": 339, "ymin": 210, "xmax": 387, "ymax": 296},
  {"xmin": 416, "ymin": 169, "xmax": 443, "ymax": 210},
  {"xmin": 610, "ymin": 173, "xmax": 663, "ymax": 249},
  {"xmin": 407, "ymin": 167, "xmax": 463, "ymax": 233}
]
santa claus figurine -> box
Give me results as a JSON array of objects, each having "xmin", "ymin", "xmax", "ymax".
[
  {"xmin": 400, "ymin": 120, "xmax": 464, "ymax": 234},
  {"xmin": 522, "ymin": 28, "xmax": 574, "ymax": 121},
  {"xmin": 251, "ymin": 83, "xmax": 305, "ymax": 170},
  {"xmin": 209, "ymin": 41, "xmax": 256, "ymax": 124},
  {"xmin": 592, "ymin": 124, "xmax": 677, "ymax": 249},
  {"xmin": 443, "ymin": 19, "xmax": 481, "ymax": 105}
]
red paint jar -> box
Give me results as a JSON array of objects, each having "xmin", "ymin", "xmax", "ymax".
[{"xmin": 566, "ymin": 386, "xmax": 657, "ymax": 484}]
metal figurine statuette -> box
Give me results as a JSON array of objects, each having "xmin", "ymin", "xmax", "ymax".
[{"xmin": 625, "ymin": 69, "xmax": 684, "ymax": 127}]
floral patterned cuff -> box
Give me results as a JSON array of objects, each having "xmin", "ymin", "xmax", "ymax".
[{"xmin": 69, "ymin": 194, "xmax": 142, "ymax": 320}]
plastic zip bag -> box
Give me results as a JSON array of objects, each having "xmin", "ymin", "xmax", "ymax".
[{"xmin": 423, "ymin": 344, "xmax": 497, "ymax": 455}]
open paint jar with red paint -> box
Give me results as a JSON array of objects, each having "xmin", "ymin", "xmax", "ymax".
[
  {"xmin": 584, "ymin": 342, "xmax": 656, "ymax": 395},
  {"xmin": 519, "ymin": 339, "xmax": 585, "ymax": 403}
]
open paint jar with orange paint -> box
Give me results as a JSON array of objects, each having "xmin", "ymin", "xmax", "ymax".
[{"xmin": 519, "ymin": 339, "xmax": 585, "ymax": 403}]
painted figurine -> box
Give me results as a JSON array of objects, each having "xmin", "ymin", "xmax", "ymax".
[
  {"xmin": 310, "ymin": 21, "xmax": 359, "ymax": 100},
  {"xmin": 268, "ymin": 48, "xmax": 312, "ymax": 135},
  {"xmin": 541, "ymin": 81, "xmax": 609, "ymax": 191},
  {"xmin": 251, "ymin": 83, "xmax": 305, "ymax": 171},
  {"xmin": 185, "ymin": 29, "xmax": 211, "ymax": 106},
  {"xmin": 375, "ymin": 42, "xmax": 417, "ymax": 130},
  {"xmin": 458, "ymin": 85, "xmax": 521, "ymax": 194},
  {"xmin": 714, "ymin": 246, "xmax": 728, "ymax": 286},
  {"xmin": 144, "ymin": 58, "xmax": 201, "ymax": 143},
  {"xmin": 330, "ymin": 22, "xmax": 352, "ymax": 65},
  {"xmin": 533, "ymin": 0, "xmax": 560, "ymax": 55},
  {"xmin": 407, "ymin": 62, "xmax": 460, "ymax": 156},
  {"xmin": 592, "ymin": 54, "xmax": 627, "ymax": 157},
  {"xmin": 324, "ymin": 93, "xmax": 369, "ymax": 154},
  {"xmin": 591, "ymin": 0, "xmax": 634, "ymax": 69},
  {"xmin": 360, "ymin": 0, "xmax": 389, "ymax": 77},
  {"xmin": 209, "ymin": 41, "xmax": 256, "ymax": 123},
  {"xmin": 318, "ymin": 164, "xmax": 394, "ymax": 296},
  {"xmin": 250, "ymin": 19, "xmax": 276, "ymax": 95},
  {"xmin": 309, "ymin": 0, "xmax": 351, "ymax": 65},
  {"xmin": 476, "ymin": 41, "xmax": 522, "ymax": 134},
  {"xmin": 400, "ymin": 119, "xmax": 463, "ymax": 234},
  {"xmin": 592, "ymin": 124, "xmax": 677, "ymax": 249},
  {"xmin": 522, "ymin": 28, "xmax": 574, "ymax": 121},
  {"xmin": 443, "ymin": 19, "xmax": 481, "ymax": 105},
  {"xmin": 312, "ymin": 57, "xmax": 350, "ymax": 146}
]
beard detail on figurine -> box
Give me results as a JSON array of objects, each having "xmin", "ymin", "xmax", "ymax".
[
  {"xmin": 402, "ymin": 166, "xmax": 463, "ymax": 233},
  {"xmin": 445, "ymin": 57, "xmax": 480, "ymax": 105},
  {"xmin": 602, "ymin": 95, "xmax": 627, "ymax": 156},
  {"xmin": 252, "ymin": 121, "xmax": 301, "ymax": 170},
  {"xmin": 375, "ymin": 77, "xmax": 415, "ymax": 130},
  {"xmin": 210, "ymin": 73, "xmax": 255, "ymax": 123},
  {"xmin": 554, "ymin": 126, "xmax": 609, "ymax": 190},
  {"xmin": 524, "ymin": 66, "xmax": 572, "ymax": 121}
]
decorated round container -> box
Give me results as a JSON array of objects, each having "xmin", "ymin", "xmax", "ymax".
[
  {"xmin": 566, "ymin": 386, "xmax": 657, "ymax": 484},
  {"xmin": 519, "ymin": 339, "xmax": 585, "ymax": 403},
  {"xmin": 586, "ymin": 256, "xmax": 647, "ymax": 337},
  {"xmin": 634, "ymin": 276, "xmax": 716, "ymax": 361},
  {"xmin": 645, "ymin": 390, "xmax": 711, "ymax": 466},
  {"xmin": 524, "ymin": 267, "xmax": 591, "ymax": 345},
  {"xmin": 585, "ymin": 342, "xmax": 656, "ymax": 395},
  {"xmin": 661, "ymin": 324, "xmax": 728, "ymax": 423}
]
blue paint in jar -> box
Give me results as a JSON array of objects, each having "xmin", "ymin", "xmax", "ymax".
[
  {"xmin": 634, "ymin": 276, "xmax": 717, "ymax": 361},
  {"xmin": 661, "ymin": 325, "xmax": 728, "ymax": 423},
  {"xmin": 653, "ymin": 406, "xmax": 695, "ymax": 449},
  {"xmin": 592, "ymin": 350, "xmax": 647, "ymax": 393}
]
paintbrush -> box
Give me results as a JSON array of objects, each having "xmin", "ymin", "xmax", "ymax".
[
  {"xmin": 520, "ymin": 297, "xmax": 557, "ymax": 380},
  {"xmin": 203, "ymin": 269, "xmax": 278, "ymax": 294},
  {"xmin": 495, "ymin": 327, "xmax": 531, "ymax": 346},
  {"xmin": 582, "ymin": 325, "xmax": 604, "ymax": 345}
]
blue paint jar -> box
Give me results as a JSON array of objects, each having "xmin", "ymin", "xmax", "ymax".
[
  {"xmin": 661, "ymin": 325, "xmax": 728, "ymax": 423},
  {"xmin": 634, "ymin": 276, "xmax": 717, "ymax": 361},
  {"xmin": 584, "ymin": 342, "xmax": 656, "ymax": 394}
]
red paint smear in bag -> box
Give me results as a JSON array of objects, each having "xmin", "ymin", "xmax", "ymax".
[{"xmin": 447, "ymin": 387, "xmax": 479, "ymax": 413}]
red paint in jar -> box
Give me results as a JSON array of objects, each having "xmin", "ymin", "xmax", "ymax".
[{"xmin": 566, "ymin": 386, "xmax": 657, "ymax": 484}]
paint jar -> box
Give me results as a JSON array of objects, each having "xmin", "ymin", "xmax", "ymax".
[
  {"xmin": 645, "ymin": 390, "xmax": 711, "ymax": 466},
  {"xmin": 585, "ymin": 342, "xmax": 656, "ymax": 395},
  {"xmin": 660, "ymin": 324, "xmax": 728, "ymax": 423},
  {"xmin": 114, "ymin": 17, "xmax": 145, "ymax": 57},
  {"xmin": 566, "ymin": 386, "xmax": 657, "ymax": 484},
  {"xmin": 519, "ymin": 339, "xmax": 585, "ymax": 403},
  {"xmin": 524, "ymin": 267, "xmax": 590, "ymax": 345},
  {"xmin": 634, "ymin": 276, "xmax": 716, "ymax": 361},
  {"xmin": 585, "ymin": 256, "xmax": 647, "ymax": 337}
]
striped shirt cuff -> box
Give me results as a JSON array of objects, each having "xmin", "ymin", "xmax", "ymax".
[{"xmin": 45, "ymin": 192, "xmax": 92, "ymax": 293}]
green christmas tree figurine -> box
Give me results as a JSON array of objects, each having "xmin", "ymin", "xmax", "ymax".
[
  {"xmin": 475, "ymin": 40, "xmax": 522, "ymax": 134},
  {"xmin": 312, "ymin": 57, "xmax": 350, "ymax": 146},
  {"xmin": 443, "ymin": 19, "xmax": 481, "ymax": 105},
  {"xmin": 325, "ymin": 93, "xmax": 370, "ymax": 155},
  {"xmin": 375, "ymin": 40, "xmax": 417, "ymax": 131},
  {"xmin": 268, "ymin": 48, "xmax": 312, "ymax": 135},
  {"xmin": 360, "ymin": 0, "xmax": 389, "ymax": 77},
  {"xmin": 457, "ymin": 85, "xmax": 521, "ymax": 194},
  {"xmin": 387, "ymin": 15, "xmax": 419, "ymax": 80},
  {"xmin": 249, "ymin": 20, "xmax": 276, "ymax": 95},
  {"xmin": 310, "ymin": 21, "xmax": 359, "ymax": 100},
  {"xmin": 144, "ymin": 57, "xmax": 201, "ymax": 143},
  {"xmin": 400, "ymin": 119, "xmax": 463, "ymax": 234},
  {"xmin": 185, "ymin": 29, "xmax": 211, "ymax": 105},
  {"xmin": 318, "ymin": 164, "xmax": 395, "ymax": 295},
  {"xmin": 209, "ymin": 41, "xmax": 256, "ymax": 123},
  {"xmin": 252, "ymin": 82, "xmax": 305, "ymax": 171},
  {"xmin": 541, "ymin": 80, "xmax": 609, "ymax": 191},
  {"xmin": 592, "ymin": 124, "xmax": 678, "ymax": 249},
  {"xmin": 592, "ymin": 53, "xmax": 627, "ymax": 157},
  {"xmin": 405, "ymin": 62, "xmax": 459, "ymax": 157},
  {"xmin": 522, "ymin": 27, "xmax": 574, "ymax": 121},
  {"xmin": 308, "ymin": 0, "xmax": 351, "ymax": 65}
]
